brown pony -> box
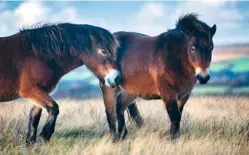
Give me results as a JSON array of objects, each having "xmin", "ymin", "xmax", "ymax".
[
  {"xmin": 0, "ymin": 23, "xmax": 121, "ymax": 145},
  {"xmin": 100, "ymin": 14, "xmax": 217, "ymax": 140}
]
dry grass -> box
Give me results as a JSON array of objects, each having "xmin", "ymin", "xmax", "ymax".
[{"xmin": 0, "ymin": 96, "xmax": 249, "ymax": 155}]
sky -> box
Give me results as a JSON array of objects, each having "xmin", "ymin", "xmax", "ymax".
[{"xmin": 0, "ymin": 1, "xmax": 249, "ymax": 45}]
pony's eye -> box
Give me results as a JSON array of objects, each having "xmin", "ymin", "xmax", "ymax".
[
  {"xmin": 101, "ymin": 50, "xmax": 108, "ymax": 55},
  {"xmin": 209, "ymin": 46, "xmax": 214, "ymax": 51},
  {"xmin": 98, "ymin": 48, "xmax": 108, "ymax": 56},
  {"xmin": 190, "ymin": 46, "xmax": 196, "ymax": 53}
]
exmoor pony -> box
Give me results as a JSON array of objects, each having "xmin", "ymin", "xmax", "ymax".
[
  {"xmin": 0, "ymin": 23, "xmax": 122, "ymax": 145},
  {"xmin": 100, "ymin": 14, "xmax": 216, "ymax": 140}
]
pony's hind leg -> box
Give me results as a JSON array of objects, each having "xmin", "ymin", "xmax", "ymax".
[
  {"xmin": 127, "ymin": 103, "xmax": 144, "ymax": 128},
  {"xmin": 26, "ymin": 106, "xmax": 42, "ymax": 145},
  {"xmin": 39, "ymin": 101, "xmax": 59, "ymax": 142},
  {"xmin": 20, "ymin": 87, "xmax": 59, "ymax": 143}
]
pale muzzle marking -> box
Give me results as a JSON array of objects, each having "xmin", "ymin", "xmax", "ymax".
[
  {"xmin": 195, "ymin": 67, "xmax": 209, "ymax": 77},
  {"xmin": 104, "ymin": 69, "xmax": 120, "ymax": 87}
]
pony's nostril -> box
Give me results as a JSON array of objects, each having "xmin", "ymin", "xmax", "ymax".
[
  {"xmin": 114, "ymin": 74, "xmax": 121, "ymax": 85},
  {"xmin": 196, "ymin": 75, "xmax": 199, "ymax": 79},
  {"xmin": 196, "ymin": 74, "xmax": 201, "ymax": 81},
  {"xmin": 206, "ymin": 75, "xmax": 210, "ymax": 81}
]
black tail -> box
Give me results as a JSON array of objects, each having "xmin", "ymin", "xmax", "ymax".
[{"xmin": 127, "ymin": 102, "xmax": 144, "ymax": 128}]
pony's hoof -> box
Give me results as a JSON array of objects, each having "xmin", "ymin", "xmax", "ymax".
[
  {"xmin": 40, "ymin": 130, "xmax": 52, "ymax": 142},
  {"xmin": 171, "ymin": 132, "xmax": 180, "ymax": 140},
  {"xmin": 26, "ymin": 135, "xmax": 37, "ymax": 146},
  {"xmin": 112, "ymin": 131, "xmax": 128, "ymax": 143},
  {"xmin": 112, "ymin": 134, "xmax": 121, "ymax": 143},
  {"xmin": 160, "ymin": 130, "xmax": 180, "ymax": 141},
  {"xmin": 26, "ymin": 139, "xmax": 36, "ymax": 147},
  {"xmin": 135, "ymin": 117, "xmax": 144, "ymax": 128}
]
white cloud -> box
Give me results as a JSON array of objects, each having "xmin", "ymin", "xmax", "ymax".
[
  {"xmin": 50, "ymin": 7, "xmax": 77, "ymax": 23},
  {"xmin": 136, "ymin": 2, "xmax": 165, "ymax": 23},
  {"xmin": 0, "ymin": 10, "xmax": 17, "ymax": 36},
  {"xmin": 14, "ymin": 2, "xmax": 50, "ymax": 27},
  {"xmin": 0, "ymin": 1, "xmax": 85, "ymax": 36}
]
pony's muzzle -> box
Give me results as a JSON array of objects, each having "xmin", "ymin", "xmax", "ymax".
[
  {"xmin": 104, "ymin": 69, "xmax": 121, "ymax": 88},
  {"xmin": 196, "ymin": 67, "xmax": 210, "ymax": 84},
  {"xmin": 196, "ymin": 74, "xmax": 210, "ymax": 84}
]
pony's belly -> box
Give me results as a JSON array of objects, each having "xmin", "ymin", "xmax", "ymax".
[
  {"xmin": 0, "ymin": 75, "xmax": 20, "ymax": 102},
  {"xmin": 0, "ymin": 88, "xmax": 19, "ymax": 102},
  {"xmin": 142, "ymin": 95, "xmax": 161, "ymax": 100},
  {"xmin": 0, "ymin": 94, "xmax": 19, "ymax": 102},
  {"xmin": 120, "ymin": 74, "xmax": 159, "ymax": 97}
]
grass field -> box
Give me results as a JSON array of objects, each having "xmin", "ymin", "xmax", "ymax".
[{"xmin": 0, "ymin": 97, "xmax": 249, "ymax": 155}]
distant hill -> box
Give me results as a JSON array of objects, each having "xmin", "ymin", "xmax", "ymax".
[{"xmin": 213, "ymin": 44, "xmax": 249, "ymax": 62}]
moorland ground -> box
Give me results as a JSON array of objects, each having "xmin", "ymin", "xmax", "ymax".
[{"xmin": 0, "ymin": 96, "xmax": 249, "ymax": 155}]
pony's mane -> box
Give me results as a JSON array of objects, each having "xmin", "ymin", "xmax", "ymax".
[
  {"xmin": 20, "ymin": 23, "xmax": 118, "ymax": 60},
  {"xmin": 176, "ymin": 13, "xmax": 210, "ymax": 35}
]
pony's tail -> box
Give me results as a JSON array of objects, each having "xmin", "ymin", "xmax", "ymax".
[{"xmin": 127, "ymin": 101, "xmax": 144, "ymax": 128}]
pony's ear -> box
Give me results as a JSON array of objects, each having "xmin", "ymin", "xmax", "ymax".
[{"xmin": 211, "ymin": 24, "xmax": 216, "ymax": 36}]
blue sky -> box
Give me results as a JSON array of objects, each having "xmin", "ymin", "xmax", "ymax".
[{"xmin": 0, "ymin": 1, "xmax": 249, "ymax": 45}]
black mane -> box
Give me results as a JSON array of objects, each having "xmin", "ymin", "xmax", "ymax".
[
  {"xmin": 176, "ymin": 13, "xmax": 211, "ymax": 35},
  {"xmin": 20, "ymin": 23, "xmax": 118, "ymax": 60}
]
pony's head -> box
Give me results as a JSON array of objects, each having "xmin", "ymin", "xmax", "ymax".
[
  {"xmin": 177, "ymin": 14, "xmax": 216, "ymax": 84},
  {"xmin": 76, "ymin": 25, "xmax": 121, "ymax": 88},
  {"xmin": 81, "ymin": 40, "xmax": 121, "ymax": 88}
]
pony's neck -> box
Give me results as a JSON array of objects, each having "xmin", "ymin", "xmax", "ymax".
[{"xmin": 55, "ymin": 56, "xmax": 84, "ymax": 76}]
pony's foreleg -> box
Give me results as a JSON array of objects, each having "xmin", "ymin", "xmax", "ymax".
[
  {"xmin": 178, "ymin": 93, "xmax": 190, "ymax": 113},
  {"xmin": 161, "ymin": 92, "xmax": 181, "ymax": 139},
  {"xmin": 26, "ymin": 105, "xmax": 42, "ymax": 145},
  {"xmin": 21, "ymin": 88, "xmax": 59, "ymax": 144},
  {"xmin": 99, "ymin": 82, "xmax": 118, "ymax": 136},
  {"xmin": 127, "ymin": 103, "xmax": 144, "ymax": 128},
  {"xmin": 115, "ymin": 93, "xmax": 136, "ymax": 141},
  {"xmin": 165, "ymin": 99, "xmax": 181, "ymax": 139}
]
